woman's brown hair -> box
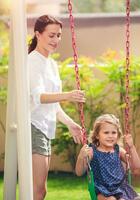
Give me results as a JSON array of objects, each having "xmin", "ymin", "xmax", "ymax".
[{"xmin": 28, "ymin": 15, "xmax": 62, "ymax": 54}]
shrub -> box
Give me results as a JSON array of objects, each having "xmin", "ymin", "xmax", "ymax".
[{"xmin": 53, "ymin": 50, "xmax": 140, "ymax": 171}]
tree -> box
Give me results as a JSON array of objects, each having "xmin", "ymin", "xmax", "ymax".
[
  {"xmin": 52, "ymin": 50, "xmax": 140, "ymax": 171},
  {"xmin": 71, "ymin": 0, "xmax": 140, "ymax": 13},
  {"xmin": 0, "ymin": 21, "xmax": 9, "ymax": 133},
  {"xmin": 131, "ymin": 0, "xmax": 140, "ymax": 11},
  {"xmin": 52, "ymin": 55, "xmax": 108, "ymax": 172},
  {"xmin": 0, "ymin": 1, "xmax": 10, "ymax": 16},
  {"xmin": 95, "ymin": 49, "xmax": 140, "ymax": 144}
]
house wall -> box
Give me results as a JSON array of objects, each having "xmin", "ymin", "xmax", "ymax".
[{"xmin": 27, "ymin": 13, "xmax": 140, "ymax": 59}]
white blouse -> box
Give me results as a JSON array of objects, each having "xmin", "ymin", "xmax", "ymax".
[{"xmin": 28, "ymin": 50, "xmax": 62, "ymax": 139}]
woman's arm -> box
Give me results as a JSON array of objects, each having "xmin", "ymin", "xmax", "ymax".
[
  {"xmin": 29, "ymin": 61, "xmax": 85, "ymax": 104},
  {"xmin": 56, "ymin": 105, "xmax": 83, "ymax": 144},
  {"xmin": 40, "ymin": 90, "xmax": 85, "ymax": 104}
]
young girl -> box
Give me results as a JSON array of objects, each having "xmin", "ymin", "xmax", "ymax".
[
  {"xmin": 76, "ymin": 114, "xmax": 140, "ymax": 200},
  {"xmin": 28, "ymin": 15, "xmax": 85, "ymax": 200}
]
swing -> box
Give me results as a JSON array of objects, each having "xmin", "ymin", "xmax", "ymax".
[
  {"xmin": 67, "ymin": 0, "xmax": 132, "ymax": 199},
  {"xmin": 67, "ymin": 1, "xmax": 97, "ymax": 199},
  {"xmin": 124, "ymin": 0, "xmax": 132, "ymax": 186},
  {"xmin": 87, "ymin": 157, "xmax": 98, "ymax": 200}
]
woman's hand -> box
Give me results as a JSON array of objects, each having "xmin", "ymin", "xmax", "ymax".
[
  {"xmin": 56, "ymin": 106, "xmax": 85, "ymax": 144},
  {"xmin": 66, "ymin": 90, "xmax": 85, "ymax": 103},
  {"xmin": 67, "ymin": 122, "xmax": 83, "ymax": 144}
]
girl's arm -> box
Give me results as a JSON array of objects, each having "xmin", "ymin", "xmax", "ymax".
[
  {"xmin": 120, "ymin": 134, "xmax": 140, "ymax": 170},
  {"xmin": 97, "ymin": 194, "xmax": 117, "ymax": 200},
  {"xmin": 75, "ymin": 154, "xmax": 88, "ymax": 176},
  {"xmin": 129, "ymin": 145, "xmax": 140, "ymax": 170},
  {"xmin": 75, "ymin": 145, "xmax": 93, "ymax": 176}
]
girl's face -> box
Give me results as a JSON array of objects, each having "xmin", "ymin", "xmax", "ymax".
[
  {"xmin": 97, "ymin": 122, "xmax": 119, "ymax": 150},
  {"xmin": 36, "ymin": 24, "xmax": 62, "ymax": 54}
]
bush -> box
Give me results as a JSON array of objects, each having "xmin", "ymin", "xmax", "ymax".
[
  {"xmin": 53, "ymin": 50, "xmax": 140, "ymax": 171},
  {"xmin": 95, "ymin": 49, "xmax": 140, "ymax": 143},
  {"xmin": 52, "ymin": 55, "xmax": 108, "ymax": 172},
  {"xmin": 0, "ymin": 21, "xmax": 9, "ymax": 104},
  {"xmin": 0, "ymin": 29, "xmax": 140, "ymax": 171}
]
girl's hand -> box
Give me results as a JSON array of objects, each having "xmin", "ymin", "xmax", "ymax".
[
  {"xmin": 66, "ymin": 90, "xmax": 85, "ymax": 103},
  {"xmin": 78, "ymin": 144, "xmax": 93, "ymax": 161},
  {"xmin": 123, "ymin": 134, "xmax": 134, "ymax": 149}
]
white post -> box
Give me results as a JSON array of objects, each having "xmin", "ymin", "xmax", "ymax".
[
  {"xmin": 4, "ymin": 0, "xmax": 33, "ymax": 199},
  {"xmin": 3, "ymin": 28, "xmax": 18, "ymax": 199}
]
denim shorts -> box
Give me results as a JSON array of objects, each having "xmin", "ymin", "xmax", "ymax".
[{"xmin": 31, "ymin": 124, "xmax": 51, "ymax": 156}]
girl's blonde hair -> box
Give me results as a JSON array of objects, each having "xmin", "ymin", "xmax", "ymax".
[{"xmin": 89, "ymin": 114, "xmax": 122, "ymax": 146}]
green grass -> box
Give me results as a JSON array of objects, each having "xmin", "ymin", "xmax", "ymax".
[
  {"xmin": 47, "ymin": 172, "xmax": 90, "ymax": 200},
  {"xmin": 134, "ymin": 176, "xmax": 140, "ymax": 193},
  {"xmin": 0, "ymin": 172, "xmax": 140, "ymax": 200},
  {"xmin": 0, "ymin": 172, "xmax": 90, "ymax": 200}
]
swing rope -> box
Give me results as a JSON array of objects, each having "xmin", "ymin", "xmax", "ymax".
[
  {"xmin": 68, "ymin": 0, "xmax": 87, "ymax": 145},
  {"xmin": 67, "ymin": 0, "xmax": 131, "ymax": 198},
  {"xmin": 125, "ymin": 0, "xmax": 132, "ymax": 185},
  {"xmin": 68, "ymin": 1, "xmax": 97, "ymax": 199},
  {"xmin": 125, "ymin": 0, "xmax": 130, "ymax": 143}
]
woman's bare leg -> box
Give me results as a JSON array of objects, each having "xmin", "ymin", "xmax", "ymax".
[{"xmin": 32, "ymin": 154, "xmax": 51, "ymax": 200}]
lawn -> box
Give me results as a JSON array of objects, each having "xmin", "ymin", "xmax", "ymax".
[
  {"xmin": 0, "ymin": 172, "xmax": 140, "ymax": 200},
  {"xmin": 47, "ymin": 172, "xmax": 90, "ymax": 200}
]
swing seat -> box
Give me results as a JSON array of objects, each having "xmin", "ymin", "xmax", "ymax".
[{"xmin": 87, "ymin": 169, "xmax": 97, "ymax": 200}]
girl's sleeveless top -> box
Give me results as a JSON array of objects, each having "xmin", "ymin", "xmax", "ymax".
[{"xmin": 90, "ymin": 144, "xmax": 138, "ymax": 200}]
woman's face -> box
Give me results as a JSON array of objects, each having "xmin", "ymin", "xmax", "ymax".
[
  {"xmin": 96, "ymin": 122, "xmax": 119, "ymax": 150},
  {"xmin": 36, "ymin": 24, "xmax": 62, "ymax": 53}
]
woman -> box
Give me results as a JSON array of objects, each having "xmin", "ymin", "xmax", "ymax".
[{"xmin": 28, "ymin": 15, "xmax": 85, "ymax": 200}]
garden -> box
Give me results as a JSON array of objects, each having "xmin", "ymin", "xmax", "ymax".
[
  {"xmin": 0, "ymin": 1, "xmax": 140, "ymax": 198},
  {"xmin": 0, "ymin": 172, "xmax": 140, "ymax": 199}
]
